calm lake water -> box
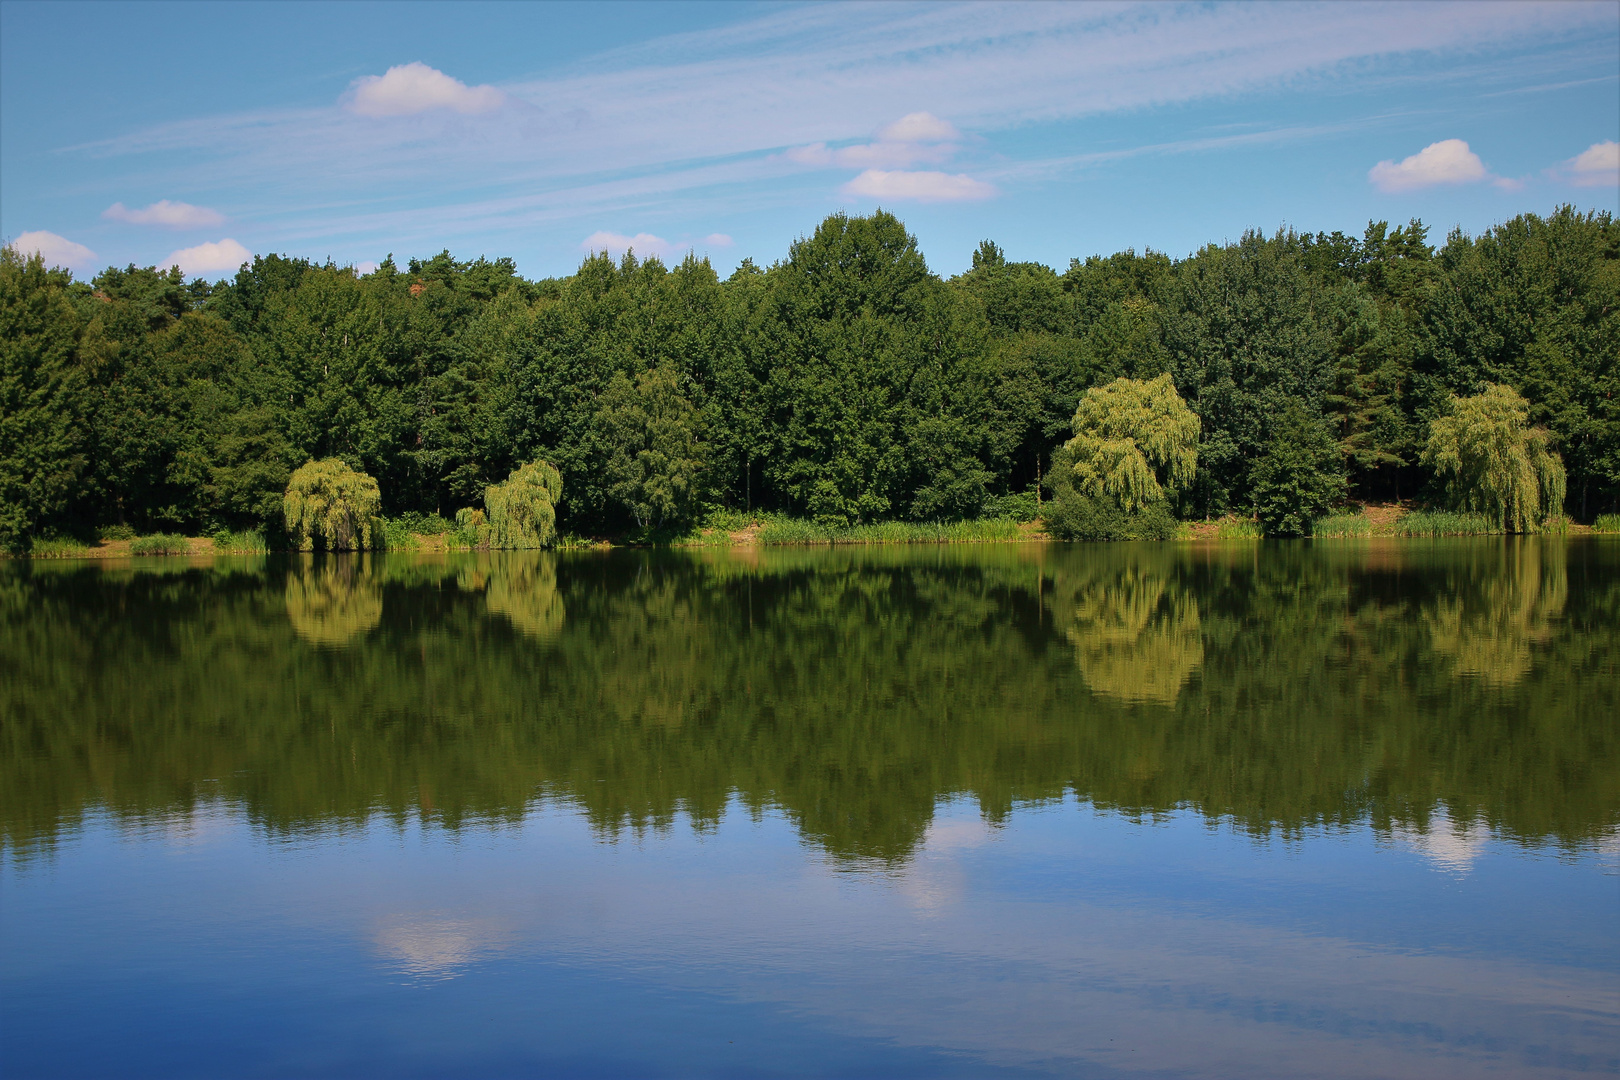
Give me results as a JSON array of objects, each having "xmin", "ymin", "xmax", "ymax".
[{"xmin": 2, "ymin": 539, "xmax": 1617, "ymax": 1079}]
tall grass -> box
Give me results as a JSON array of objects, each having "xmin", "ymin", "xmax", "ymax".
[
  {"xmin": 1212, "ymin": 517, "xmax": 1263, "ymax": 539},
  {"xmin": 211, "ymin": 529, "xmax": 268, "ymax": 554},
  {"xmin": 758, "ymin": 517, "xmax": 1026, "ymax": 545},
  {"xmin": 29, "ymin": 537, "xmax": 93, "ymax": 558},
  {"xmin": 130, "ymin": 533, "xmax": 192, "ymax": 555},
  {"xmin": 1591, "ymin": 513, "xmax": 1620, "ymax": 534},
  {"xmin": 1392, "ymin": 511, "xmax": 1497, "ymax": 537},
  {"xmin": 1312, "ymin": 512, "xmax": 1372, "ymax": 538}
]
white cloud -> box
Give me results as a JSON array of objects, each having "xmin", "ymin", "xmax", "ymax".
[
  {"xmin": 353, "ymin": 260, "xmax": 380, "ymax": 276},
  {"xmin": 841, "ymin": 169, "xmax": 995, "ymax": 202},
  {"xmin": 158, "ymin": 237, "xmax": 253, "ymax": 276},
  {"xmin": 1367, "ymin": 139, "xmax": 1488, "ymax": 192},
  {"xmin": 347, "ymin": 62, "xmax": 505, "ymax": 118},
  {"xmin": 877, "ymin": 111, "xmax": 960, "ymax": 143},
  {"xmin": 702, "ymin": 233, "xmax": 734, "ymax": 248},
  {"xmin": 102, "ymin": 200, "xmax": 225, "ymax": 228},
  {"xmin": 580, "ymin": 230, "xmax": 677, "ymax": 258},
  {"xmin": 785, "ymin": 140, "xmax": 954, "ymax": 170},
  {"xmin": 1567, "ymin": 140, "xmax": 1619, "ymax": 187},
  {"xmin": 6, "ymin": 230, "xmax": 97, "ymax": 269}
]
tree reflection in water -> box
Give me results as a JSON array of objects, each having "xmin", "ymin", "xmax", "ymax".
[{"xmin": 2, "ymin": 539, "xmax": 1615, "ymax": 864}]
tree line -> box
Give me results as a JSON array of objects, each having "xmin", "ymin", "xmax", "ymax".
[{"xmin": 3, "ymin": 205, "xmax": 1615, "ymax": 548}]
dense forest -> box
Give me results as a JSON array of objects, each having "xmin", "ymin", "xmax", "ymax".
[{"xmin": 2, "ymin": 206, "xmax": 1616, "ymax": 548}]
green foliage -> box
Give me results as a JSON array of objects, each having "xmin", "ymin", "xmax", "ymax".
[
  {"xmin": 130, "ymin": 533, "xmax": 191, "ymax": 555},
  {"xmin": 982, "ymin": 489, "xmax": 1039, "ymax": 522},
  {"xmin": 1312, "ymin": 512, "xmax": 1373, "ymax": 538},
  {"xmin": 1593, "ymin": 513, "xmax": 1620, "ymax": 534},
  {"xmin": 1043, "ymin": 490, "xmax": 1178, "ymax": 541},
  {"xmin": 97, "ymin": 524, "xmax": 136, "ymax": 541},
  {"xmin": 283, "ymin": 458, "xmax": 382, "ymax": 550},
  {"xmin": 485, "ymin": 460, "xmax": 561, "ymax": 548},
  {"xmin": 1393, "ymin": 511, "xmax": 1497, "ymax": 537},
  {"xmin": 754, "ymin": 514, "xmax": 1025, "ymax": 545},
  {"xmin": 453, "ymin": 507, "xmax": 494, "ymax": 549},
  {"xmin": 1062, "ymin": 374, "xmax": 1199, "ymax": 511},
  {"xmin": 596, "ymin": 366, "xmax": 706, "ymax": 531},
  {"xmin": 1422, "ymin": 384, "xmax": 1567, "ymax": 533},
  {"xmin": 1252, "ymin": 405, "xmax": 1348, "ymax": 536}
]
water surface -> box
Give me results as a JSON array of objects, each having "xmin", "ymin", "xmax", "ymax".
[{"xmin": 3, "ymin": 540, "xmax": 1617, "ymax": 1078}]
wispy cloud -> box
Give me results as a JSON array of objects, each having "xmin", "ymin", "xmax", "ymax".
[
  {"xmin": 158, "ymin": 237, "xmax": 252, "ymax": 275},
  {"xmin": 7, "ymin": 230, "xmax": 97, "ymax": 270},
  {"xmin": 580, "ymin": 230, "xmax": 734, "ymax": 259},
  {"xmin": 346, "ymin": 62, "xmax": 505, "ymax": 118},
  {"xmin": 54, "ymin": 2, "xmax": 1616, "ymax": 255},
  {"xmin": 103, "ymin": 199, "xmax": 225, "ymax": 228}
]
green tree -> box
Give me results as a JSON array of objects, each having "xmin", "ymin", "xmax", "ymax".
[
  {"xmin": 0, "ymin": 249, "xmax": 88, "ymax": 549},
  {"xmin": 596, "ymin": 365, "xmax": 706, "ymax": 531},
  {"xmin": 1251, "ymin": 405, "xmax": 1347, "ymax": 536},
  {"xmin": 283, "ymin": 457, "xmax": 382, "ymax": 550},
  {"xmin": 1421, "ymin": 384, "xmax": 1566, "ymax": 532},
  {"xmin": 484, "ymin": 459, "xmax": 562, "ymax": 548},
  {"xmin": 1045, "ymin": 374, "xmax": 1197, "ymax": 540}
]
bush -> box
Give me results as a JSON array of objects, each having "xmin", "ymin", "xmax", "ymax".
[
  {"xmin": 983, "ymin": 489, "xmax": 1039, "ymax": 522},
  {"xmin": 453, "ymin": 507, "xmax": 494, "ymax": 549},
  {"xmin": 96, "ymin": 524, "xmax": 136, "ymax": 541},
  {"xmin": 131, "ymin": 533, "xmax": 191, "ymax": 555},
  {"xmin": 1043, "ymin": 492, "xmax": 1177, "ymax": 541},
  {"xmin": 1312, "ymin": 512, "xmax": 1373, "ymax": 538},
  {"xmin": 284, "ymin": 458, "xmax": 382, "ymax": 551},
  {"xmin": 1593, "ymin": 514, "xmax": 1620, "ymax": 534}
]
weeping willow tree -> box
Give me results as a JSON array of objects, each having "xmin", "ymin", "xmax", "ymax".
[
  {"xmin": 283, "ymin": 458, "xmax": 382, "ymax": 551},
  {"xmin": 1422, "ymin": 385, "xmax": 1566, "ymax": 533},
  {"xmin": 1046, "ymin": 374, "xmax": 1199, "ymax": 540},
  {"xmin": 485, "ymin": 460, "xmax": 562, "ymax": 549}
]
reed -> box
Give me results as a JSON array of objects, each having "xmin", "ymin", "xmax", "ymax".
[
  {"xmin": 130, "ymin": 533, "xmax": 193, "ymax": 555},
  {"xmin": 29, "ymin": 537, "xmax": 92, "ymax": 558},
  {"xmin": 1592, "ymin": 514, "xmax": 1620, "ymax": 534},
  {"xmin": 1213, "ymin": 517, "xmax": 1263, "ymax": 539},
  {"xmin": 211, "ymin": 529, "xmax": 269, "ymax": 554},
  {"xmin": 1392, "ymin": 511, "xmax": 1497, "ymax": 537},
  {"xmin": 1312, "ymin": 512, "xmax": 1373, "ymax": 538}
]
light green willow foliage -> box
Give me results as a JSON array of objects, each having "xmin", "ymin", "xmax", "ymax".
[
  {"xmin": 283, "ymin": 458, "xmax": 382, "ymax": 551},
  {"xmin": 1064, "ymin": 374, "xmax": 1200, "ymax": 511},
  {"xmin": 485, "ymin": 460, "xmax": 562, "ymax": 549},
  {"xmin": 1422, "ymin": 384, "xmax": 1566, "ymax": 533}
]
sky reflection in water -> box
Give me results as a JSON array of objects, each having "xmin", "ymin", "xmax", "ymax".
[{"xmin": 2, "ymin": 540, "xmax": 1617, "ymax": 1078}]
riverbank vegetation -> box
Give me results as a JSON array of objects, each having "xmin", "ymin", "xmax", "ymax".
[{"xmin": 3, "ymin": 205, "xmax": 1615, "ymax": 551}]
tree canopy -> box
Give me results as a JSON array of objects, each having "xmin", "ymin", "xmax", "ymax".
[
  {"xmin": 283, "ymin": 457, "xmax": 381, "ymax": 550},
  {"xmin": 1422, "ymin": 384, "xmax": 1567, "ymax": 533}
]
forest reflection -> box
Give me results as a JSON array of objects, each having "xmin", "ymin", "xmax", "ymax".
[{"xmin": 2, "ymin": 539, "xmax": 1615, "ymax": 864}]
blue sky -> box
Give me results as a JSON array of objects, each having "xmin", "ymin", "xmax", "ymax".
[{"xmin": 3, "ymin": 0, "xmax": 1616, "ymax": 281}]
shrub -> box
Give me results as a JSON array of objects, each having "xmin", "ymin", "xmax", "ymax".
[
  {"xmin": 485, "ymin": 461, "xmax": 562, "ymax": 549},
  {"xmin": 96, "ymin": 524, "xmax": 136, "ymax": 541},
  {"xmin": 284, "ymin": 458, "xmax": 382, "ymax": 551},
  {"xmin": 1593, "ymin": 513, "xmax": 1620, "ymax": 534},
  {"xmin": 1044, "ymin": 492, "xmax": 1178, "ymax": 541},
  {"xmin": 131, "ymin": 533, "xmax": 191, "ymax": 555},
  {"xmin": 983, "ymin": 489, "xmax": 1039, "ymax": 522},
  {"xmin": 454, "ymin": 507, "xmax": 494, "ymax": 549}
]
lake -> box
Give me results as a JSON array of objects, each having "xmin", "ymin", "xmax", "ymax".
[{"xmin": 2, "ymin": 539, "xmax": 1616, "ymax": 1079}]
